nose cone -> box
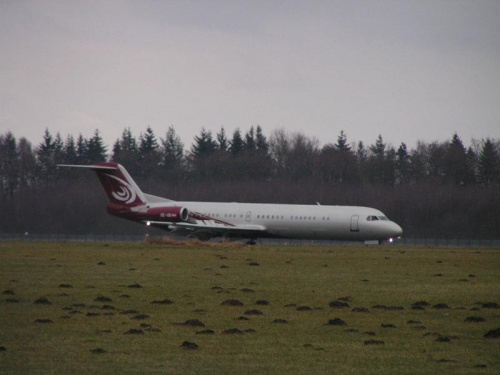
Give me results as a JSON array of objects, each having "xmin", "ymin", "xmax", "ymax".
[{"xmin": 391, "ymin": 222, "xmax": 403, "ymax": 237}]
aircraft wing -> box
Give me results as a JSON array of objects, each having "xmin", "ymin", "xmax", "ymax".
[{"xmin": 145, "ymin": 220, "xmax": 266, "ymax": 238}]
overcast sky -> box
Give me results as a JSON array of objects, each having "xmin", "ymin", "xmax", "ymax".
[{"xmin": 1, "ymin": 0, "xmax": 499, "ymax": 151}]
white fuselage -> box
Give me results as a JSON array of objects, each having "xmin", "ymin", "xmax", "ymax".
[{"xmin": 158, "ymin": 201, "xmax": 403, "ymax": 241}]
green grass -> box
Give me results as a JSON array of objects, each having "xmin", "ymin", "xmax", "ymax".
[{"xmin": 0, "ymin": 241, "xmax": 499, "ymax": 374}]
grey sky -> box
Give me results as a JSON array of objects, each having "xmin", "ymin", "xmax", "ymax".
[{"xmin": 1, "ymin": 0, "xmax": 499, "ymax": 151}]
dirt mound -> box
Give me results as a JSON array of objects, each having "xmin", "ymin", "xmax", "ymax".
[
  {"xmin": 407, "ymin": 320, "xmax": 421, "ymax": 324},
  {"xmin": 326, "ymin": 318, "xmax": 346, "ymax": 326},
  {"xmin": 86, "ymin": 312, "xmax": 100, "ymax": 317},
  {"xmin": 97, "ymin": 262, "xmax": 106, "ymax": 266},
  {"xmin": 363, "ymin": 331, "xmax": 376, "ymax": 336},
  {"xmin": 337, "ymin": 296, "xmax": 351, "ymax": 302},
  {"xmin": 34, "ymin": 319, "xmax": 53, "ymax": 323},
  {"xmin": 222, "ymin": 328, "xmax": 244, "ymax": 334},
  {"xmin": 0, "ymin": 346, "xmax": 6, "ymax": 351},
  {"xmin": 58, "ymin": 284, "xmax": 73, "ymax": 288},
  {"xmin": 329, "ymin": 301, "xmax": 349, "ymax": 309},
  {"xmin": 181, "ymin": 341, "xmax": 199, "ymax": 350},
  {"xmin": 244, "ymin": 310, "xmax": 263, "ymax": 316},
  {"xmin": 436, "ymin": 336, "xmax": 451, "ymax": 342},
  {"xmin": 248, "ymin": 262, "xmax": 260, "ymax": 266},
  {"xmin": 94, "ymin": 296, "xmax": 112, "ymax": 303},
  {"xmin": 381, "ymin": 323, "xmax": 397, "ymax": 328},
  {"xmin": 100, "ymin": 305, "xmax": 116, "ymax": 310},
  {"xmin": 352, "ymin": 307, "xmax": 370, "ymax": 313},
  {"xmin": 465, "ymin": 316, "xmax": 486, "ymax": 323},
  {"xmin": 236, "ymin": 316, "xmax": 250, "ymax": 321},
  {"xmin": 412, "ymin": 301, "xmax": 430, "ymax": 308},
  {"xmin": 481, "ymin": 302, "xmax": 500, "ymax": 309},
  {"xmin": 296, "ymin": 306, "xmax": 312, "ymax": 311},
  {"xmin": 240, "ymin": 288, "xmax": 254, "ymax": 293},
  {"xmin": 177, "ymin": 319, "xmax": 205, "ymax": 327},
  {"xmin": 432, "ymin": 303, "xmax": 450, "ymax": 309},
  {"xmin": 255, "ymin": 300, "xmax": 269, "ymax": 305},
  {"xmin": 272, "ymin": 319, "xmax": 288, "ymax": 324},
  {"xmin": 221, "ymin": 299, "xmax": 244, "ymax": 306},
  {"xmin": 151, "ymin": 298, "xmax": 174, "ymax": 305},
  {"xmin": 364, "ymin": 340, "xmax": 384, "ymax": 345},
  {"xmin": 124, "ymin": 329, "xmax": 144, "ymax": 335},
  {"xmin": 128, "ymin": 284, "xmax": 143, "ymax": 289},
  {"xmin": 34, "ymin": 297, "xmax": 51, "ymax": 305},
  {"xmin": 484, "ymin": 328, "xmax": 500, "ymax": 338},
  {"xmin": 131, "ymin": 314, "xmax": 150, "ymax": 320},
  {"xmin": 90, "ymin": 348, "xmax": 107, "ymax": 354}
]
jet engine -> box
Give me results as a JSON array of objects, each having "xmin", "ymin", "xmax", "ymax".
[{"xmin": 146, "ymin": 206, "xmax": 189, "ymax": 222}]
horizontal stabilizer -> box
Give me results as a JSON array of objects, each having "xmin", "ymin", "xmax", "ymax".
[{"xmin": 58, "ymin": 164, "xmax": 117, "ymax": 170}]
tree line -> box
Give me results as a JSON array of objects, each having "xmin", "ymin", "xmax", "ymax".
[{"xmin": 0, "ymin": 126, "xmax": 499, "ymax": 238}]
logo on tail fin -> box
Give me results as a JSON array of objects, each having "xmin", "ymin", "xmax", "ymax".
[{"xmin": 106, "ymin": 174, "xmax": 137, "ymax": 204}]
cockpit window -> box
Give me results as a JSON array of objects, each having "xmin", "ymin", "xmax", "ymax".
[
  {"xmin": 367, "ymin": 215, "xmax": 379, "ymax": 221},
  {"xmin": 378, "ymin": 216, "xmax": 389, "ymax": 221}
]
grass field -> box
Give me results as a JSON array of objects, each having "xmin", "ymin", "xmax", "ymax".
[{"xmin": 0, "ymin": 241, "xmax": 499, "ymax": 374}]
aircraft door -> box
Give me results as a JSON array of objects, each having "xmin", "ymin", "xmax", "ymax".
[
  {"xmin": 350, "ymin": 215, "xmax": 360, "ymax": 232},
  {"xmin": 245, "ymin": 211, "xmax": 252, "ymax": 222}
]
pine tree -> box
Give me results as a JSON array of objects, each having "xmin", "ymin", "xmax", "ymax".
[
  {"xmin": 112, "ymin": 128, "xmax": 139, "ymax": 173},
  {"xmin": 190, "ymin": 128, "xmax": 217, "ymax": 158},
  {"xmin": 370, "ymin": 135, "xmax": 385, "ymax": 158},
  {"xmin": 76, "ymin": 134, "xmax": 88, "ymax": 164},
  {"xmin": 216, "ymin": 127, "xmax": 229, "ymax": 152},
  {"xmin": 17, "ymin": 137, "xmax": 36, "ymax": 188},
  {"xmin": 53, "ymin": 132, "xmax": 65, "ymax": 165},
  {"xmin": 356, "ymin": 141, "xmax": 367, "ymax": 163},
  {"xmin": 37, "ymin": 128, "xmax": 56, "ymax": 181},
  {"xmin": 478, "ymin": 138, "xmax": 499, "ymax": 186},
  {"xmin": 444, "ymin": 133, "xmax": 468, "ymax": 185},
  {"xmin": 0, "ymin": 131, "xmax": 19, "ymax": 196},
  {"xmin": 63, "ymin": 135, "xmax": 78, "ymax": 164},
  {"xmin": 161, "ymin": 126, "xmax": 184, "ymax": 168},
  {"xmin": 255, "ymin": 125, "xmax": 269, "ymax": 152},
  {"xmin": 335, "ymin": 130, "xmax": 351, "ymax": 151},
  {"xmin": 244, "ymin": 126, "xmax": 256, "ymax": 151},
  {"xmin": 396, "ymin": 142, "xmax": 410, "ymax": 184},
  {"xmin": 139, "ymin": 126, "xmax": 159, "ymax": 156},
  {"xmin": 230, "ymin": 128, "xmax": 244, "ymax": 156},
  {"xmin": 86, "ymin": 129, "xmax": 107, "ymax": 163}
]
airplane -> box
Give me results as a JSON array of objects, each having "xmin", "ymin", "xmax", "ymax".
[{"xmin": 58, "ymin": 162, "xmax": 403, "ymax": 244}]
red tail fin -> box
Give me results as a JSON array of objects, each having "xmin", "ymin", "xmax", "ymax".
[{"xmin": 59, "ymin": 162, "xmax": 147, "ymax": 207}]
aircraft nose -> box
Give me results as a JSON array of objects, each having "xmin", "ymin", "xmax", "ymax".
[{"xmin": 392, "ymin": 222, "xmax": 403, "ymax": 237}]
